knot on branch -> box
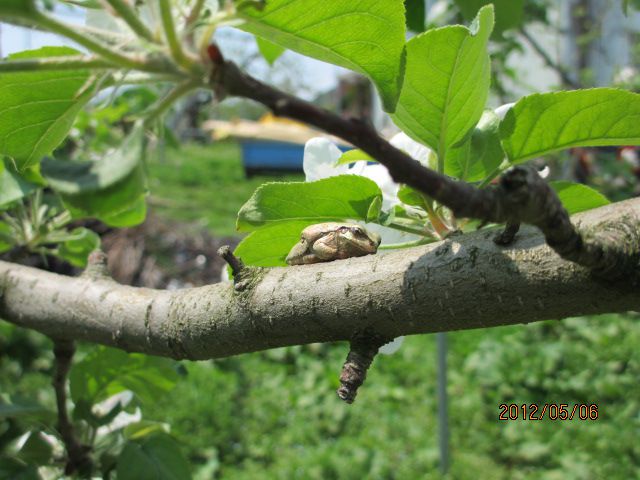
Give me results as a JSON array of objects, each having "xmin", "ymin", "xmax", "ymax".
[
  {"xmin": 337, "ymin": 330, "xmax": 389, "ymax": 404},
  {"xmin": 82, "ymin": 250, "xmax": 112, "ymax": 281}
]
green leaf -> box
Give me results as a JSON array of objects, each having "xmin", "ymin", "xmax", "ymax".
[
  {"xmin": 234, "ymin": 221, "xmax": 312, "ymax": 267},
  {"xmin": 238, "ymin": 0, "xmax": 406, "ymax": 111},
  {"xmin": 455, "ymin": 0, "xmax": 524, "ymax": 36},
  {"xmin": 41, "ymin": 125, "xmax": 147, "ymax": 221},
  {"xmin": 500, "ymin": 89, "xmax": 640, "ymax": 165},
  {"xmin": 391, "ymin": 5, "xmax": 494, "ymax": 164},
  {"xmin": 17, "ymin": 432, "xmax": 52, "ymax": 466},
  {"xmin": 550, "ymin": 181, "xmax": 610, "ymax": 215},
  {"xmin": 0, "ymin": 221, "xmax": 13, "ymax": 253},
  {"xmin": 255, "ymin": 36, "xmax": 285, "ymax": 65},
  {"xmin": 236, "ymin": 175, "xmax": 382, "ymax": 231},
  {"xmin": 0, "ymin": 160, "xmax": 38, "ymax": 209},
  {"xmin": 0, "ymin": 0, "xmax": 37, "ymax": 18},
  {"xmin": 405, "ymin": 0, "xmax": 426, "ymax": 32},
  {"xmin": 70, "ymin": 347, "xmax": 178, "ymax": 406},
  {"xmin": 0, "ymin": 457, "xmax": 39, "ymax": 480},
  {"xmin": 57, "ymin": 227, "xmax": 100, "ymax": 267},
  {"xmin": 124, "ymin": 421, "xmax": 169, "ymax": 440},
  {"xmin": 99, "ymin": 195, "xmax": 147, "ymax": 227},
  {"xmin": 336, "ymin": 149, "xmax": 374, "ymax": 166},
  {"xmin": 117, "ymin": 434, "xmax": 191, "ymax": 480},
  {"xmin": 0, "ymin": 402, "xmax": 48, "ymax": 419},
  {"xmin": 397, "ymin": 185, "xmax": 426, "ymax": 208},
  {"xmin": 446, "ymin": 109, "xmax": 505, "ymax": 181},
  {"xmin": 0, "ymin": 47, "xmax": 98, "ymax": 170}
]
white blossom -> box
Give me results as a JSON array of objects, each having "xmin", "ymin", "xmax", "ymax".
[{"xmin": 494, "ymin": 102, "xmax": 515, "ymax": 120}]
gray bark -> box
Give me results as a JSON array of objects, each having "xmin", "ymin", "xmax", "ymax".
[{"xmin": 1, "ymin": 199, "xmax": 639, "ymax": 360}]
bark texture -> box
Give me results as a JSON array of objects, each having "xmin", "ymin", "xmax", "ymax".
[{"xmin": 1, "ymin": 199, "xmax": 639, "ymax": 361}]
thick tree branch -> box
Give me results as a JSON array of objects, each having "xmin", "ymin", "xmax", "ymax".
[
  {"xmin": 213, "ymin": 59, "xmax": 638, "ymax": 280},
  {"xmin": 1, "ymin": 200, "xmax": 638, "ymax": 361}
]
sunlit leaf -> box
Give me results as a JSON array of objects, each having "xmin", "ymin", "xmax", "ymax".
[
  {"xmin": 237, "ymin": 175, "xmax": 382, "ymax": 231},
  {"xmin": 550, "ymin": 181, "xmax": 610, "ymax": 215},
  {"xmin": 500, "ymin": 89, "xmax": 640, "ymax": 164},
  {"xmin": 391, "ymin": 5, "xmax": 494, "ymax": 163},
  {"xmin": 238, "ymin": 0, "xmax": 406, "ymax": 111},
  {"xmin": 0, "ymin": 47, "xmax": 98, "ymax": 170}
]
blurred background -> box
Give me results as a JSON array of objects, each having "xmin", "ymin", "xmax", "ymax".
[{"xmin": 1, "ymin": 1, "xmax": 640, "ymax": 478}]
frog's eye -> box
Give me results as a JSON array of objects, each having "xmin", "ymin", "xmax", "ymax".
[{"xmin": 353, "ymin": 227, "xmax": 364, "ymax": 235}]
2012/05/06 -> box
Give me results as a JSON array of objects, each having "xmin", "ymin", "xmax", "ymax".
[{"xmin": 498, "ymin": 403, "xmax": 599, "ymax": 421}]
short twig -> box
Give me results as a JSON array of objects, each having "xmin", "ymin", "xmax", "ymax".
[
  {"xmin": 494, "ymin": 221, "xmax": 521, "ymax": 246},
  {"xmin": 52, "ymin": 339, "xmax": 92, "ymax": 476},
  {"xmin": 337, "ymin": 331, "xmax": 388, "ymax": 404},
  {"xmin": 217, "ymin": 246, "xmax": 245, "ymax": 277}
]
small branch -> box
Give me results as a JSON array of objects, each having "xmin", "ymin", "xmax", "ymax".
[
  {"xmin": 337, "ymin": 331, "xmax": 388, "ymax": 404},
  {"xmin": 143, "ymin": 79, "xmax": 199, "ymax": 126},
  {"xmin": 52, "ymin": 339, "xmax": 92, "ymax": 476},
  {"xmin": 31, "ymin": 10, "xmax": 151, "ymax": 71},
  {"xmin": 186, "ymin": 0, "xmax": 207, "ymax": 28},
  {"xmin": 217, "ymin": 245, "xmax": 245, "ymax": 277},
  {"xmin": 158, "ymin": 0, "xmax": 193, "ymax": 70},
  {"xmin": 0, "ymin": 56, "xmax": 116, "ymax": 72},
  {"xmin": 103, "ymin": 0, "xmax": 157, "ymax": 43},
  {"xmin": 519, "ymin": 27, "xmax": 581, "ymax": 89}
]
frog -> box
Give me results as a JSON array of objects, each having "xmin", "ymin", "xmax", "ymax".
[{"xmin": 286, "ymin": 223, "xmax": 382, "ymax": 265}]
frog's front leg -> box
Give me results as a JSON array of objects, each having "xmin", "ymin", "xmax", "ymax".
[{"xmin": 311, "ymin": 233, "xmax": 339, "ymax": 260}]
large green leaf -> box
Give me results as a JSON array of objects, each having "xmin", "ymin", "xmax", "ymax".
[
  {"xmin": 41, "ymin": 126, "xmax": 147, "ymax": 223},
  {"xmin": 236, "ymin": 175, "xmax": 382, "ymax": 231},
  {"xmin": 446, "ymin": 109, "xmax": 505, "ymax": 181},
  {"xmin": 117, "ymin": 434, "xmax": 191, "ymax": 480},
  {"xmin": 0, "ymin": 159, "xmax": 38, "ymax": 209},
  {"xmin": 391, "ymin": 5, "xmax": 494, "ymax": 165},
  {"xmin": 550, "ymin": 181, "xmax": 610, "ymax": 215},
  {"xmin": 455, "ymin": 0, "xmax": 524, "ymax": 36},
  {"xmin": 0, "ymin": 47, "xmax": 98, "ymax": 170},
  {"xmin": 500, "ymin": 89, "xmax": 640, "ymax": 164},
  {"xmin": 237, "ymin": 0, "xmax": 406, "ymax": 111},
  {"xmin": 70, "ymin": 347, "xmax": 178, "ymax": 406},
  {"xmin": 234, "ymin": 221, "xmax": 313, "ymax": 267}
]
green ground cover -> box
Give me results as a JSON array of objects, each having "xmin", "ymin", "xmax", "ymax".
[{"xmin": 147, "ymin": 141, "xmax": 303, "ymax": 237}]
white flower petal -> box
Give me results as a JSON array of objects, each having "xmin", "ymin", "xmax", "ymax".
[
  {"xmin": 303, "ymin": 137, "xmax": 347, "ymax": 182},
  {"xmin": 390, "ymin": 132, "xmax": 433, "ymax": 166},
  {"xmin": 359, "ymin": 164, "xmax": 400, "ymax": 210},
  {"xmin": 379, "ymin": 336, "xmax": 405, "ymax": 355},
  {"xmin": 494, "ymin": 102, "xmax": 515, "ymax": 120},
  {"xmin": 537, "ymin": 165, "xmax": 550, "ymax": 178}
]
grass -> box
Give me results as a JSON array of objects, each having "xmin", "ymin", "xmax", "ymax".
[{"xmin": 147, "ymin": 140, "xmax": 303, "ymax": 237}]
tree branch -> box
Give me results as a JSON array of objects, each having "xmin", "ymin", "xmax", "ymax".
[
  {"xmin": 214, "ymin": 59, "xmax": 639, "ymax": 280},
  {"xmin": 52, "ymin": 339, "xmax": 92, "ymax": 476},
  {"xmin": 1, "ymin": 200, "xmax": 638, "ymax": 361}
]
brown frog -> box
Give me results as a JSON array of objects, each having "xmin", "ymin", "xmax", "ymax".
[{"xmin": 286, "ymin": 223, "xmax": 381, "ymax": 265}]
